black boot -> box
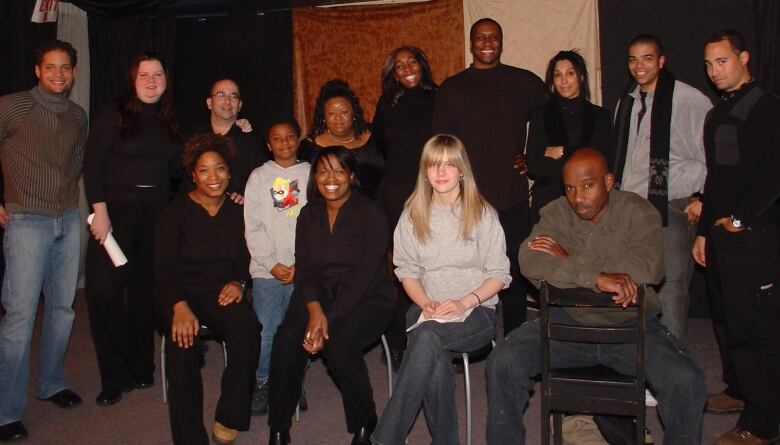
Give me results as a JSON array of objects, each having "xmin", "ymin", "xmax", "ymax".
[
  {"xmin": 268, "ymin": 430, "xmax": 290, "ymax": 445},
  {"xmin": 351, "ymin": 415, "xmax": 377, "ymax": 445}
]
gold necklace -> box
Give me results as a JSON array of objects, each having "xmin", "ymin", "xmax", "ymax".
[{"xmin": 327, "ymin": 128, "xmax": 356, "ymax": 144}]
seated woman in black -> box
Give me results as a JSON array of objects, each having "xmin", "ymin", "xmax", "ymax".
[
  {"xmin": 267, "ymin": 147, "xmax": 394, "ymax": 445},
  {"xmin": 525, "ymin": 50, "xmax": 611, "ymax": 223},
  {"xmin": 154, "ymin": 133, "xmax": 260, "ymax": 445}
]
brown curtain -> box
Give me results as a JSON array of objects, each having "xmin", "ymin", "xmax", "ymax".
[{"xmin": 292, "ymin": 0, "xmax": 464, "ymax": 135}]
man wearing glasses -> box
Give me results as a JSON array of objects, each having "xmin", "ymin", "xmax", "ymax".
[{"xmin": 206, "ymin": 78, "xmax": 267, "ymax": 201}]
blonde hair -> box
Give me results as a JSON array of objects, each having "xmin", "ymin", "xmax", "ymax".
[{"xmin": 405, "ymin": 134, "xmax": 487, "ymax": 242}]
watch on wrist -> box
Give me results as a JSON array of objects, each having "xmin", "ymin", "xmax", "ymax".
[{"xmin": 730, "ymin": 215, "xmax": 744, "ymax": 229}]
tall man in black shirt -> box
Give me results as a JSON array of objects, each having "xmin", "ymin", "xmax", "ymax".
[
  {"xmin": 693, "ymin": 29, "xmax": 780, "ymax": 445},
  {"xmin": 206, "ymin": 79, "xmax": 267, "ymax": 200},
  {"xmin": 432, "ymin": 18, "xmax": 546, "ymax": 335}
]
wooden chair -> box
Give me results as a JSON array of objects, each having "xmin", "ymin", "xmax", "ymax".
[{"xmin": 539, "ymin": 281, "xmax": 647, "ymax": 445}]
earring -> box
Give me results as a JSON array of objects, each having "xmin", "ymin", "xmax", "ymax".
[
  {"xmin": 424, "ymin": 177, "xmax": 429, "ymax": 183},
  {"xmin": 459, "ymin": 175, "xmax": 464, "ymax": 182}
]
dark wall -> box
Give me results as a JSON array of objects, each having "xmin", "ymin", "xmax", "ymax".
[
  {"xmin": 598, "ymin": 0, "xmax": 755, "ymax": 112},
  {"xmin": 0, "ymin": 0, "xmax": 57, "ymax": 96},
  {"xmin": 174, "ymin": 9, "xmax": 293, "ymax": 137}
]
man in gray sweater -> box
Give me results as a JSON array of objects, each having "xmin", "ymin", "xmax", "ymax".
[{"xmin": 0, "ymin": 40, "xmax": 87, "ymax": 442}]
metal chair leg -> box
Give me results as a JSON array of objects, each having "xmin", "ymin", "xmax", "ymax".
[
  {"xmin": 462, "ymin": 352, "xmax": 471, "ymax": 445},
  {"xmin": 380, "ymin": 334, "xmax": 393, "ymax": 398}
]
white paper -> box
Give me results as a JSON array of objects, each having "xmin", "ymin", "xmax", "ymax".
[
  {"xmin": 406, "ymin": 307, "xmax": 474, "ymax": 332},
  {"xmin": 31, "ymin": 0, "xmax": 59, "ymax": 23},
  {"xmin": 87, "ymin": 214, "xmax": 128, "ymax": 267}
]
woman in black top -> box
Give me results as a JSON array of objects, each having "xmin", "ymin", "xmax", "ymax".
[
  {"xmin": 267, "ymin": 147, "xmax": 394, "ymax": 445},
  {"xmin": 525, "ymin": 50, "xmax": 611, "ymax": 223},
  {"xmin": 372, "ymin": 46, "xmax": 436, "ymax": 368},
  {"xmin": 298, "ymin": 79, "xmax": 383, "ymax": 199},
  {"xmin": 154, "ymin": 133, "xmax": 259, "ymax": 445},
  {"xmin": 83, "ymin": 54, "xmax": 181, "ymax": 405}
]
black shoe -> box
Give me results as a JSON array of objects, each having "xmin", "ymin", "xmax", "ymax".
[
  {"xmin": 351, "ymin": 415, "xmax": 377, "ymax": 445},
  {"xmin": 134, "ymin": 375, "xmax": 154, "ymax": 390},
  {"xmin": 251, "ymin": 380, "xmax": 269, "ymax": 416},
  {"xmin": 298, "ymin": 389, "xmax": 308, "ymax": 412},
  {"xmin": 268, "ymin": 430, "xmax": 290, "ymax": 445},
  {"xmin": 96, "ymin": 389, "xmax": 122, "ymax": 406},
  {"xmin": 37, "ymin": 389, "xmax": 82, "ymax": 409},
  {"xmin": 0, "ymin": 421, "xmax": 28, "ymax": 442}
]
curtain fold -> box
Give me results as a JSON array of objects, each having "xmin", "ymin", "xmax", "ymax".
[
  {"xmin": 292, "ymin": 0, "xmax": 463, "ymax": 134},
  {"xmin": 754, "ymin": 0, "xmax": 780, "ymax": 93},
  {"xmin": 65, "ymin": 0, "xmax": 174, "ymax": 18},
  {"xmin": 57, "ymin": 1, "xmax": 91, "ymax": 290}
]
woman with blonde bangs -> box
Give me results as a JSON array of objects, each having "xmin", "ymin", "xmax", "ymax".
[{"xmin": 372, "ymin": 134, "xmax": 511, "ymax": 445}]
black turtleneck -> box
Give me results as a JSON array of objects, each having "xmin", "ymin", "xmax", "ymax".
[{"xmin": 84, "ymin": 101, "xmax": 181, "ymax": 204}]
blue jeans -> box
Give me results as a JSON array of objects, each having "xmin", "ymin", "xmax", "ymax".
[
  {"xmin": 0, "ymin": 209, "xmax": 81, "ymax": 425},
  {"xmin": 486, "ymin": 309, "xmax": 707, "ymax": 445},
  {"xmin": 251, "ymin": 278, "xmax": 293, "ymax": 382},
  {"xmin": 372, "ymin": 305, "xmax": 496, "ymax": 445}
]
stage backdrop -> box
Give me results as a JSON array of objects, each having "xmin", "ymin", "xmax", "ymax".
[
  {"xmin": 463, "ymin": 0, "xmax": 601, "ymax": 104},
  {"xmin": 292, "ymin": 0, "xmax": 464, "ymax": 134}
]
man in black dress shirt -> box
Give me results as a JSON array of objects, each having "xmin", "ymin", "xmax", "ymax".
[
  {"xmin": 433, "ymin": 18, "xmax": 546, "ymax": 336},
  {"xmin": 693, "ymin": 29, "xmax": 780, "ymax": 445},
  {"xmin": 206, "ymin": 79, "xmax": 267, "ymax": 199}
]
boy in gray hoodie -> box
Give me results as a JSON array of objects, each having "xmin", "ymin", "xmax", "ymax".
[{"xmin": 244, "ymin": 116, "xmax": 309, "ymax": 415}]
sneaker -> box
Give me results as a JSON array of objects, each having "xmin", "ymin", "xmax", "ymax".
[
  {"xmin": 251, "ymin": 380, "xmax": 269, "ymax": 416},
  {"xmin": 707, "ymin": 391, "xmax": 746, "ymax": 414},
  {"xmin": 715, "ymin": 426, "xmax": 779, "ymax": 445}
]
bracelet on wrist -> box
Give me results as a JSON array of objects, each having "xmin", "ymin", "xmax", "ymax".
[{"xmin": 469, "ymin": 291, "xmax": 482, "ymax": 306}]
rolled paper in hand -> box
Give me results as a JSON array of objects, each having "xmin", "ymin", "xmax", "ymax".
[{"xmin": 87, "ymin": 213, "xmax": 128, "ymax": 267}]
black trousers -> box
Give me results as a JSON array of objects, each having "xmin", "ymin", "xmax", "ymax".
[
  {"xmin": 706, "ymin": 223, "xmax": 780, "ymax": 439},
  {"xmin": 267, "ymin": 293, "xmax": 393, "ymax": 433},
  {"xmin": 86, "ymin": 185, "xmax": 168, "ymax": 391},
  {"xmin": 165, "ymin": 293, "xmax": 260, "ymax": 445},
  {"xmin": 497, "ymin": 202, "xmax": 531, "ymax": 336}
]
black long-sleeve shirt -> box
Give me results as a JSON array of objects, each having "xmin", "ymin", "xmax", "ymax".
[
  {"xmin": 293, "ymin": 192, "xmax": 394, "ymax": 328},
  {"xmin": 154, "ymin": 195, "xmax": 250, "ymax": 313},
  {"xmin": 84, "ymin": 102, "xmax": 180, "ymax": 204},
  {"xmin": 698, "ymin": 82, "xmax": 780, "ymax": 234},
  {"xmin": 432, "ymin": 63, "xmax": 546, "ymax": 210},
  {"xmin": 526, "ymin": 95, "xmax": 611, "ymax": 216}
]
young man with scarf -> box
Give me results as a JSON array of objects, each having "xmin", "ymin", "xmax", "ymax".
[
  {"xmin": 693, "ymin": 29, "xmax": 780, "ymax": 445},
  {"xmin": 611, "ymin": 34, "xmax": 711, "ymax": 345}
]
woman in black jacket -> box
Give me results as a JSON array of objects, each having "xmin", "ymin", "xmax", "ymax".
[
  {"xmin": 266, "ymin": 147, "xmax": 394, "ymax": 445},
  {"xmin": 526, "ymin": 50, "xmax": 611, "ymax": 224}
]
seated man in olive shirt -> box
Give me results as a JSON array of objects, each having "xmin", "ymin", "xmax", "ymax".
[{"xmin": 486, "ymin": 148, "xmax": 707, "ymax": 444}]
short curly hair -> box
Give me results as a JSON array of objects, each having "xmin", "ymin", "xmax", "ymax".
[
  {"xmin": 181, "ymin": 133, "xmax": 236, "ymax": 174},
  {"xmin": 308, "ymin": 79, "xmax": 369, "ymax": 139}
]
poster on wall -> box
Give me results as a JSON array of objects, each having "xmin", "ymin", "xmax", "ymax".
[{"xmin": 31, "ymin": 0, "xmax": 59, "ymax": 23}]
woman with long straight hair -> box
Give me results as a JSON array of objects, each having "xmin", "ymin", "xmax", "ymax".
[
  {"xmin": 83, "ymin": 53, "xmax": 180, "ymax": 406},
  {"xmin": 372, "ymin": 134, "xmax": 511, "ymax": 444}
]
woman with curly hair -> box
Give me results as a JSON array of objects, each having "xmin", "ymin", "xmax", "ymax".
[
  {"xmin": 154, "ymin": 133, "xmax": 260, "ymax": 445},
  {"xmin": 298, "ymin": 79, "xmax": 383, "ymax": 199},
  {"xmin": 83, "ymin": 53, "xmax": 181, "ymax": 406}
]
